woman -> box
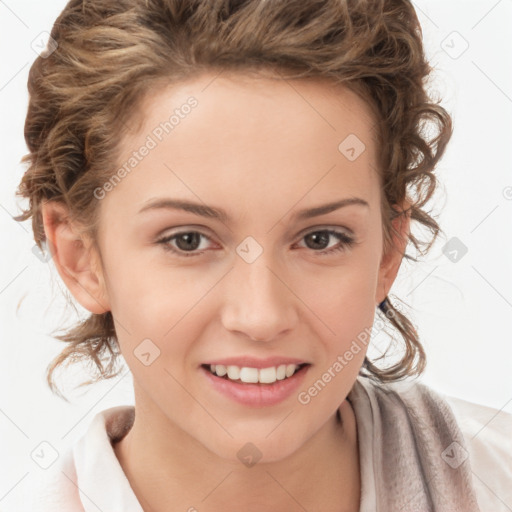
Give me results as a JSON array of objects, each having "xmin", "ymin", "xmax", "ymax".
[{"xmin": 15, "ymin": 0, "xmax": 511, "ymax": 510}]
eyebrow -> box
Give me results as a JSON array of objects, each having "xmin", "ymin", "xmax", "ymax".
[{"xmin": 137, "ymin": 197, "xmax": 369, "ymax": 222}]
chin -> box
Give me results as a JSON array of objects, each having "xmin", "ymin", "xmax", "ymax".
[{"xmin": 205, "ymin": 431, "xmax": 306, "ymax": 467}]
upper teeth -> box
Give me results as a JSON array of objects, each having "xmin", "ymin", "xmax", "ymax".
[{"xmin": 210, "ymin": 364, "xmax": 301, "ymax": 384}]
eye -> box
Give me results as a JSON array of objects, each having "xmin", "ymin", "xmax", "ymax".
[
  {"xmin": 295, "ymin": 229, "xmax": 356, "ymax": 255},
  {"xmin": 156, "ymin": 231, "xmax": 214, "ymax": 257},
  {"xmin": 156, "ymin": 228, "xmax": 357, "ymax": 258}
]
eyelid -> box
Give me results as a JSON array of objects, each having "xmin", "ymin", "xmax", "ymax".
[
  {"xmin": 295, "ymin": 224, "xmax": 354, "ymax": 238},
  {"xmin": 155, "ymin": 224, "xmax": 214, "ymax": 238}
]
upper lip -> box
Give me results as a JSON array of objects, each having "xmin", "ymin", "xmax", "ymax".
[{"xmin": 201, "ymin": 356, "xmax": 309, "ymax": 369}]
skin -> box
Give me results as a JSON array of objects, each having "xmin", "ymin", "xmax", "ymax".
[{"xmin": 42, "ymin": 71, "xmax": 410, "ymax": 512}]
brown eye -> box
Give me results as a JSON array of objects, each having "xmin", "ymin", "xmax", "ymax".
[
  {"xmin": 299, "ymin": 229, "xmax": 355, "ymax": 255},
  {"xmin": 157, "ymin": 231, "xmax": 213, "ymax": 257},
  {"xmin": 304, "ymin": 231, "xmax": 331, "ymax": 250},
  {"xmin": 174, "ymin": 232, "xmax": 202, "ymax": 251}
]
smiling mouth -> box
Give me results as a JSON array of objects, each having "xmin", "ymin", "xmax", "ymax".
[{"xmin": 201, "ymin": 363, "xmax": 310, "ymax": 385}]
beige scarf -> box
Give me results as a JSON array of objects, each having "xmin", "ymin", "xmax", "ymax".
[{"xmin": 348, "ymin": 375, "xmax": 481, "ymax": 511}]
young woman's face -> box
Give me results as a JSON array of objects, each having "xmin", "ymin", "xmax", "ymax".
[{"xmin": 93, "ymin": 71, "xmax": 399, "ymax": 462}]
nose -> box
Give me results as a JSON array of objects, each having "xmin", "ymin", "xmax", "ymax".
[{"xmin": 221, "ymin": 255, "xmax": 298, "ymax": 342}]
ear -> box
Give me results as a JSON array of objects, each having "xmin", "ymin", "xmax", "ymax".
[
  {"xmin": 375, "ymin": 200, "xmax": 411, "ymax": 305},
  {"xmin": 41, "ymin": 200, "xmax": 110, "ymax": 314}
]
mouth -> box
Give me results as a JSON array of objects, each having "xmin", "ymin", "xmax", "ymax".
[
  {"xmin": 201, "ymin": 363, "xmax": 310, "ymax": 385},
  {"xmin": 200, "ymin": 361, "xmax": 311, "ymax": 407}
]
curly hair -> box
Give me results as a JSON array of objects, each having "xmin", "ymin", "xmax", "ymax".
[{"xmin": 14, "ymin": 0, "xmax": 452, "ymax": 397}]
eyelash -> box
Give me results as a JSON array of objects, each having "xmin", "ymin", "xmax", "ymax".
[{"xmin": 156, "ymin": 229, "xmax": 356, "ymax": 258}]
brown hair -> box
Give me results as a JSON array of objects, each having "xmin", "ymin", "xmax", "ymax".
[{"xmin": 14, "ymin": 0, "xmax": 452, "ymax": 397}]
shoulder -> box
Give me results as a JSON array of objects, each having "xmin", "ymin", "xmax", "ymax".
[
  {"xmin": 442, "ymin": 392, "xmax": 512, "ymax": 511},
  {"xmin": 350, "ymin": 376, "xmax": 512, "ymax": 511},
  {"xmin": 22, "ymin": 405, "xmax": 137, "ymax": 512},
  {"xmin": 21, "ymin": 440, "xmax": 82, "ymax": 511}
]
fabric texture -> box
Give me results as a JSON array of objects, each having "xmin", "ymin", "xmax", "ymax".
[{"xmin": 22, "ymin": 375, "xmax": 512, "ymax": 512}]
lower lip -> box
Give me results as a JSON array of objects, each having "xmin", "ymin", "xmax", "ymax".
[{"xmin": 200, "ymin": 365, "xmax": 310, "ymax": 407}]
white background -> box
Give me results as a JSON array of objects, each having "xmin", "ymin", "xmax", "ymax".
[{"xmin": 1, "ymin": 0, "xmax": 511, "ymax": 509}]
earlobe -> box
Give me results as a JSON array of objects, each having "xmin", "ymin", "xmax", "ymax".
[
  {"xmin": 41, "ymin": 200, "xmax": 110, "ymax": 315},
  {"xmin": 375, "ymin": 202, "xmax": 411, "ymax": 306}
]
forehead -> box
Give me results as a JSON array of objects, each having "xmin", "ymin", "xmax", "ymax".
[
  {"xmin": 108, "ymin": 71, "xmax": 380, "ymax": 219},
  {"xmin": 125, "ymin": 70, "xmax": 378, "ymax": 151}
]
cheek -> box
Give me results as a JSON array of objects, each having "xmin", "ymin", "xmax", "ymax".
[
  {"xmin": 296, "ymin": 257, "xmax": 378, "ymax": 393},
  {"xmin": 108, "ymin": 272, "xmax": 212, "ymax": 383},
  {"xmin": 302, "ymin": 255, "xmax": 379, "ymax": 332},
  {"xmin": 296, "ymin": 269, "xmax": 376, "ymax": 410},
  {"xmin": 103, "ymin": 246, "xmax": 205, "ymax": 335}
]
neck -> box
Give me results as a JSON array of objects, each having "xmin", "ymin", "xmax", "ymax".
[{"xmin": 113, "ymin": 398, "xmax": 360, "ymax": 512}]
